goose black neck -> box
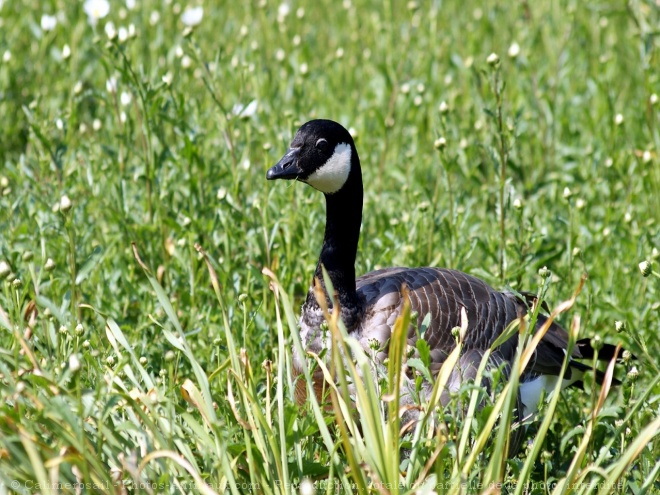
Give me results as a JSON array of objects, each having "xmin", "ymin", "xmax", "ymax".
[{"xmin": 314, "ymin": 157, "xmax": 363, "ymax": 306}]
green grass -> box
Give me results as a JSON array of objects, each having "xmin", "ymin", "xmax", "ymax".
[{"xmin": 1, "ymin": 0, "xmax": 660, "ymax": 493}]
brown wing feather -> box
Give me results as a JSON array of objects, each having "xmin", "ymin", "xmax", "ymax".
[{"xmin": 356, "ymin": 267, "xmax": 573, "ymax": 379}]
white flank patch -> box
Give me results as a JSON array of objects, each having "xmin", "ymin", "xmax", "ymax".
[
  {"xmin": 520, "ymin": 372, "xmax": 581, "ymax": 417},
  {"xmin": 304, "ymin": 143, "xmax": 352, "ymax": 193}
]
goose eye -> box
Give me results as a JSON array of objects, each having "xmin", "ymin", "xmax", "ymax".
[{"xmin": 315, "ymin": 138, "xmax": 329, "ymax": 151}]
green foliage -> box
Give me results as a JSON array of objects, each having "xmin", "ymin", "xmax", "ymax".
[{"xmin": 1, "ymin": 0, "xmax": 660, "ymax": 493}]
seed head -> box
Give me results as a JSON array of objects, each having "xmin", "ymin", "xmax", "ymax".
[
  {"xmin": 12, "ymin": 278, "xmax": 22, "ymax": 289},
  {"xmin": 650, "ymin": 93, "xmax": 658, "ymax": 106},
  {"xmin": 627, "ymin": 366, "xmax": 639, "ymax": 382},
  {"xmin": 438, "ymin": 101, "xmax": 449, "ymax": 114},
  {"xmin": 614, "ymin": 320, "xmax": 625, "ymax": 333},
  {"xmin": 164, "ymin": 350, "xmax": 176, "ymax": 362},
  {"xmin": 622, "ymin": 350, "xmax": 632, "ymax": 362},
  {"xmin": 590, "ymin": 334, "xmax": 603, "ymax": 352},
  {"xmin": 106, "ymin": 355, "xmax": 116, "ymax": 366},
  {"xmin": 513, "ymin": 198, "xmax": 523, "ymax": 210},
  {"xmin": 75, "ymin": 323, "xmax": 85, "ymax": 336},
  {"xmin": 562, "ymin": 187, "xmax": 572, "ymax": 200},
  {"xmin": 614, "ymin": 113, "xmax": 624, "ymax": 126}
]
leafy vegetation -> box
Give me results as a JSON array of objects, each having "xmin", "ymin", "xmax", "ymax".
[{"xmin": 1, "ymin": 0, "xmax": 659, "ymax": 493}]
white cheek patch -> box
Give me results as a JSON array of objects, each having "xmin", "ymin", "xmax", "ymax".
[{"xmin": 304, "ymin": 143, "xmax": 352, "ymax": 194}]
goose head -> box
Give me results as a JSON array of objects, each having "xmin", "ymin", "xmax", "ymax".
[{"xmin": 267, "ymin": 119, "xmax": 358, "ymax": 194}]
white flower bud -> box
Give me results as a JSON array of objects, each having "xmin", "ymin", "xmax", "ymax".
[
  {"xmin": 0, "ymin": 261, "xmax": 10, "ymax": 280},
  {"xmin": 105, "ymin": 21, "xmax": 117, "ymax": 40},
  {"xmin": 117, "ymin": 26, "xmax": 128, "ymax": 42},
  {"xmin": 642, "ymin": 150, "xmax": 652, "ymax": 163},
  {"xmin": 434, "ymin": 137, "xmax": 447, "ymax": 150},
  {"xmin": 639, "ymin": 260, "xmax": 652, "ymax": 277},
  {"xmin": 508, "ymin": 42, "xmax": 520, "ymax": 58},
  {"xmin": 59, "ymin": 194, "xmax": 72, "ymax": 213},
  {"xmin": 486, "ymin": 52, "xmax": 500, "ymax": 66},
  {"xmin": 538, "ymin": 266, "xmax": 551, "ymax": 278},
  {"xmin": 69, "ymin": 354, "xmax": 81, "ymax": 372}
]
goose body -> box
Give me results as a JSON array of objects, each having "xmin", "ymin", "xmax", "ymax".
[{"xmin": 267, "ymin": 119, "xmax": 613, "ymax": 437}]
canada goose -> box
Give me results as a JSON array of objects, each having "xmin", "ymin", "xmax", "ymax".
[{"xmin": 267, "ymin": 119, "xmax": 619, "ymax": 450}]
